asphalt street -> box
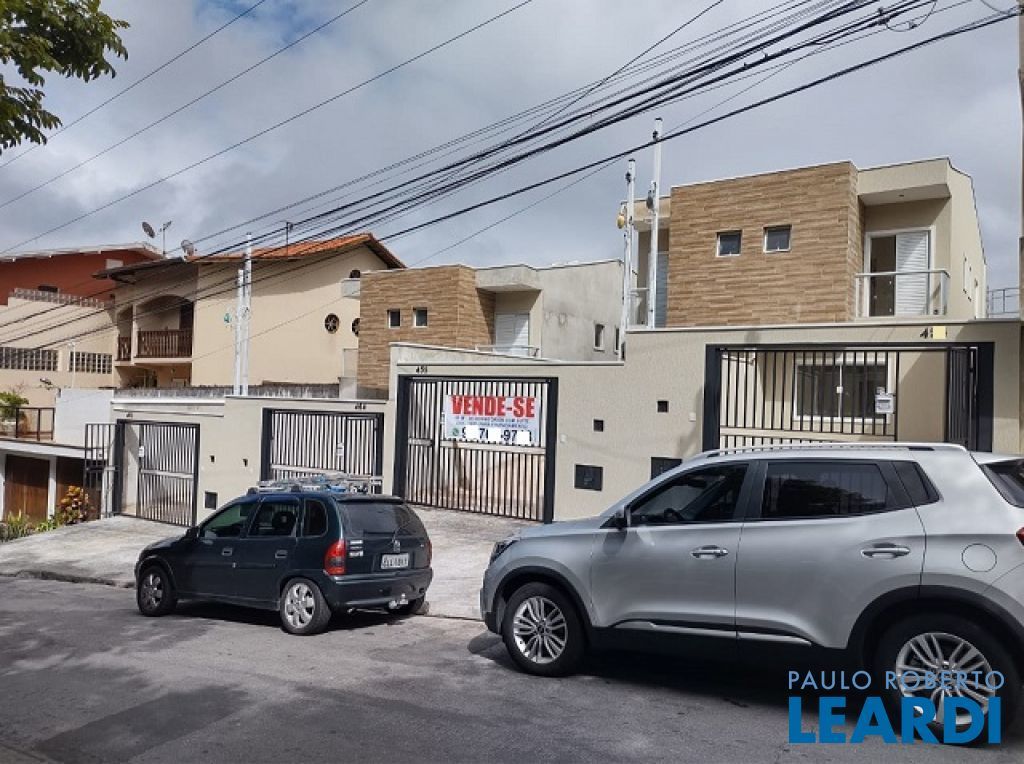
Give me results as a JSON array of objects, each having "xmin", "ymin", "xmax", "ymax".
[{"xmin": 1, "ymin": 577, "xmax": 1022, "ymax": 764}]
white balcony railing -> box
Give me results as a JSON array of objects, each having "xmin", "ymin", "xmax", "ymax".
[
  {"xmin": 987, "ymin": 286, "xmax": 1020, "ymax": 318},
  {"xmin": 854, "ymin": 269, "xmax": 949, "ymax": 319}
]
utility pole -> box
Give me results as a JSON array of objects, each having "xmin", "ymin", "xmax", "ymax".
[
  {"xmin": 67, "ymin": 340, "xmax": 77, "ymax": 389},
  {"xmin": 241, "ymin": 233, "xmax": 252, "ymax": 395},
  {"xmin": 618, "ymin": 159, "xmax": 636, "ymax": 360},
  {"xmin": 233, "ymin": 266, "xmax": 243, "ymax": 395},
  {"xmin": 646, "ymin": 117, "xmax": 663, "ymax": 329}
]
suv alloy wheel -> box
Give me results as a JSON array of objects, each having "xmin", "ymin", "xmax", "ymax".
[
  {"xmin": 874, "ymin": 613, "xmax": 1021, "ymax": 741},
  {"xmin": 501, "ymin": 582, "xmax": 584, "ymax": 677}
]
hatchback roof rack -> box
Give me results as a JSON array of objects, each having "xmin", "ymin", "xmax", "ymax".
[
  {"xmin": 700, "ymin": 442, "xmax": 968, "ymax": 459},
  {"xmin": 248, "ymin": 472, "xmax": 383, "ymax": 495}
]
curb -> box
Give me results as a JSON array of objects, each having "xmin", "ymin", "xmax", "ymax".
[{"xmin": 0, "ymin": 570, "xmax": 133, "ymax": 588}]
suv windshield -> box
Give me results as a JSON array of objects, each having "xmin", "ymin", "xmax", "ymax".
[
  {"xmin": 982, "ymin": 459, "xmax": 1024, "ymax": 507},
  {"xmin": 343, "ymin": 502, "xmax": 427, "ymax": 537}
]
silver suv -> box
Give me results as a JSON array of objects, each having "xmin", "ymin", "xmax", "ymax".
[{"xmin": 481, "ymin": 443, "xmax": 1024, "ymax": 734}]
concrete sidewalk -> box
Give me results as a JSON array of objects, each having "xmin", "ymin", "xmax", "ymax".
[{"xmin": 0, "ymin": 507, "xmax": 531, "ymax": 620}]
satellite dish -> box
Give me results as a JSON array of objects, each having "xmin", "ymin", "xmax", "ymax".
[
  {"xmin": 142, "ymin": 221, "xmax": 156, "ymax": 238},
  {"xmin": 181, "ymin": 239, "xmax": 196, "ymax": 257}
]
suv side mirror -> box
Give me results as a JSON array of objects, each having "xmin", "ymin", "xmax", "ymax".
[
  {"xmin": 610, "ymin": 507, "xmax": 627, "ymax": 530},
  {"xmin": 185, "ymin": 526, "xmax": 199, "ymax": 540}
]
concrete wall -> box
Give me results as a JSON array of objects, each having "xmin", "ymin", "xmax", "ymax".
[
  {"xmin": 111, "ymin": 394, "xmax": 387, "ymax": 523},
  {"xmin": 384, "ymin": 321, "xmax": 1021, "ymax": 521},
  {"xmin": 54, "ymin": 388, "xmax": 114, "ymax": 446},
  {"xmin": 536, "ymin": 261, "xmax": 623, "ymax": 360}
]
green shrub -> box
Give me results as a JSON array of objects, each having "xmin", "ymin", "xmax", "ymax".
[
  {"xmin": 0, "ymin": 511, "xmax": 33, "ymax": 542},
  {"xmin": 0, "ymin": 390, "xmax": 28, "ymax": 420}
]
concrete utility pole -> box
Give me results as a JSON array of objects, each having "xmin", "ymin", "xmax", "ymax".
[
  {"xmin": 233, "ymin": 233, "xmax": 253, "ymax": 395},
  {"xmin": 1018, "ymin": 2, "xmax": 1023, "ymax": 307},
  {"xmin": 646, "ymin": 117, "xmax": 663, "ymax": 329},
  {"xmin": 619, "ymin": 159, "xmax": 636, "ymax": 360}
]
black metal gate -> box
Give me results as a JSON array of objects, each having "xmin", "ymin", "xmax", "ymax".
[
  {"xmin": 260, "ymin": 409, "xmax": 384, "ymax": 483},
  {"xmin": 135, "ymin": 422, "xmax": 200, "ymax": 526},
  {"xmin": 702, "ymin": 342, "xmax": 993, "ymax": 452},
  {"xmin": 83, "ymin": 422, "xmax": 121, "ymax": 517},
  {"xmin": 393, "ymin": 376, "xmax": 558, "ymax": 522}
]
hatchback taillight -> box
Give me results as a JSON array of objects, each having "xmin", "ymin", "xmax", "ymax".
[
  {"xmin": 1017, "ymin": 528, "xmax": 1024, "ymax": 548},
  {"xmin": 324, "ymin": 540, "xmax": 346, "ymax": 575}
]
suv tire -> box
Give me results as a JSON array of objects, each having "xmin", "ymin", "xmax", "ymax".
[
  {"xmin": 136, "ymin": 564, "xmax": 177, "ymax": 617},
  {"xmin": 502, "ymin": 582, "xmax": 585, "ymax": 677},
  {"xmin": 873, "ymin": 613, "xmax": 1021, "ymax": 742},
  {"xmin": 280, "ymin": 578, "xmax": 332, "ymax": 636}
]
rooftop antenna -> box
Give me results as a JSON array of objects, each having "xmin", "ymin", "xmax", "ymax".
[
  {"xmin": 142, "ymin": 220, "xmax": 173, "ymax": 255},
  {"xmin": 180, "ymin": 239, "xmax": 196, "ymax": 257}
]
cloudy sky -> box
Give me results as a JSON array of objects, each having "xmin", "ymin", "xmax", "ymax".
[{"xmin": 0, "ymin": 0, "xmax": 1020, "ymax": 288}]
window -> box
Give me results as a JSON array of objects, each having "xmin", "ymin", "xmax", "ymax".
[
  {"xmin": 982, "ymin": 459, "xmax": 1024, "ymax": 508},
  {"xmin": 650, "ymin": 457, "xmax": 683, "ymax": 479},
  {"xmin": 593, "ymin": 419, "xmax": 604, "ymax": 432},
  {"xmin": 894, "ymin": 462, "xmax": 939, "ymax": 507},
  {"xmin": 302, "ymin": 499, "xmax": 330, "ymax": 536},
  {"xmin": 250, "ymin": 500, "xmax": 300, "ymax": 537},
  {"xmin": 630, "ymin": 464, "xmax": 747, "ymax": 526},
  {"xmin": 615, "ymin": 327, "xmax": 621, "ymax": 352},
  {"xmin": 351, "ymin": 317, "xmax": 360, "ymax": 336},
  {"xmin": 342, "ymin": 502, "xmax": 426, "ymax": 537},
  {"xmin": 200, "ymin": 502, "xmax": 253, "ymax": 538},
  {"xmin": 413, "ymin": 308, "xmax": 428, "ymax": 328},
  {"xmin": 764, "ymin": 225, "xmax": 791, "ymax": 253},
  {"xmin": 866, "ymin": 231, "xmax": 931, "ymax": 317},
  {"xmin": 348, "ymin": 269, "xmax": 361, "ymax": 279},
  {"xmin": 387, "ymin": 309, "xmax": 401, "ymax": 328},
  {"xmin": 105, "ymin": 258, "xmax": 123, "ymax": 270},
  {"xmin": 0, "ymin": 346, "xmax": 57, "ymax": 371},
  {"xmin": 717, "ymin": 231, "xmax": 742, "ymax": 257},
  {"xmin": 574, "ymin": 464, "xmax": 603, "ymax": 491},
  {"xmin": 760, "ymin": 462, "xmax": 899, "ymax": 520},
  {"xmin": 324, "ymin": 313, "xmax": 340, "ymax": 333},
  {"xmin": 594, "ymin": 323, "xmax": 605, "ymax": 351},
  {"xmin": 37, "ymin": 284, "xmax": 58, "ymax": 293},
  {"xmin": 794, "ymin": 362, "xmax": 887, "ymax": 420},
  {"xmin": 203, "ymin": 491, "xmax": 218, "ymax": 510},
  {"xmin": 69, "ymin": 351, "xmax": 113, "ymax": 374},
  {"xmin": 657, "ymin": 400, "xmax": 669, "ymax": 413}
]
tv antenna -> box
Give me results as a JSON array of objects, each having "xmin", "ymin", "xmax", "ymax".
[{"xmin": 142, "ymin": 220, "xmax": 173, "ymax": 255}]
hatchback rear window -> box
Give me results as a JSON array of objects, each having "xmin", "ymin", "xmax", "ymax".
[
  {"xmin": 343, "ymin": 502, "xmax": 426, "ymax": 537},
  {"xmin": 983, "ymin": 459, "xmax": 1024, "ymax": 507}
]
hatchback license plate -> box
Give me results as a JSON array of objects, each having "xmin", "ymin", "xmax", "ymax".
[{"xmin": 381, "ymin": 553, "xmax": 409, "ymax": 570}]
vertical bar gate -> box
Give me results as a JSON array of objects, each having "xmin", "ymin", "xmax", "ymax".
[
  {"xmin": 135, "ymin": 422, "xmax": 200, "ymax": 526},
  {"xmin": 260, "ymin": 409, "xmax": 384, "ymax": 484}
]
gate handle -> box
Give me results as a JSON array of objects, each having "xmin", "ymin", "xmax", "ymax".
[{"xmin": 221, "ymin": 547, "xmax": 233, "ymax": 557}]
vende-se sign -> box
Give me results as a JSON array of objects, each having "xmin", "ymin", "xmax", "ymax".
[{"xmin": 442, "ymin": 394, "xmax": 541, "ymax": 446}]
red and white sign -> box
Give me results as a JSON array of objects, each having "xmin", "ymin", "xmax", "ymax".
[{"xmin": 442, "ymin": 394, "xmax": 541, "ymax": 446}]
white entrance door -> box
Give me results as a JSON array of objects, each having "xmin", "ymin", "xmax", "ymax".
[{"xmin": 494, "ymin": 313, "xmax": 530, "ymax": 355}]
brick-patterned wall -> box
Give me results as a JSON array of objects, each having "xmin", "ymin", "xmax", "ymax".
[
  {"xmin": 665, "ymin": 162, "xmax": 859, "ymax": 326},
  {"xmin": 357, "ymin": 265, "xmax": 494, "ymax": 395}
]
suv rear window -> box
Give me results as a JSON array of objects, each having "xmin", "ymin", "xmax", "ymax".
[
  {"xmin": 983, "ymin": 459, "xmax": 1024, "ymax": 507},
  {"xmin": 343, "ymin": 502, "xmax": 426, "ymax": 537},
  {"xmin": 893, "ymin": 461, "xmax": 940, "ymax": 507}
]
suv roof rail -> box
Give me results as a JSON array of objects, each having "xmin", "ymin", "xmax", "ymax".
[
  {"xmin": 248, "ymin": 472, "xmax": 384, "ymax": 495},
  {"xmin": 699, "ymin": 442, "xmax": 969, "ymax": 459}
]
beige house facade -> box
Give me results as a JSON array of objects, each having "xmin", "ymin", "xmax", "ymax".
[{"xmin": 635, "ymin": 158, "xmax": 987, "ymax": 327}]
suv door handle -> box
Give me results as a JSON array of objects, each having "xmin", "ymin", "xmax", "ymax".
[
  {"xmin": 275, "ymin": 549, "xmax": 288, "ymax": 559},
  {"xmin": 691, "ymin": 545, "xmax": 729, "ymax": 559},
  {"xmin": 861, "ymin": 543, "xmax": 911, "ymax": 559},
  {"xmin": 221, "ymin": 547, "xmax": 234, "ymax": 557}
]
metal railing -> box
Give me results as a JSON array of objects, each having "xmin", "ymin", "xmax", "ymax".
[
  {"xmin": 9, "ymin": 288, "xmax": 107, "ymax": 308},
  {"xmin": 136, "ymin": 329, "xmax": 193, "ymax": 358},
  {"xmin": 854, "ymin": 269, "xmax": 949, "ymax": 318},
  {"xmin": 116, "ymin": 336, "xmax": 131, "ymax": 361},
  {"xmin": 474, "ymin": 344, "xmax": 540, "ymax": 357},
  {"xmin": 987, "ymin": 286, "xmax": 1020, "ymax": 318},
  {"xmin": 0, "ymin": 407, "xmax": 55, "ymax": 441}
]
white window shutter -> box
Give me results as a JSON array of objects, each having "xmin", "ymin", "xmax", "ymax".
[
  {"xmin": 894, "ymin": 231, "xmax": 929, "ymax": 316},
  {"xmin": 494, "ymin": 313, "xmax": 530, "ymax": 354}
]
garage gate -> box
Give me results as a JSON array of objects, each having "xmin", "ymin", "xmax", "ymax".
[
  {"xmin": 393, "ymin": 376, "xmax": 558, "ymax": 522},
  {"xmin": 259, "ymin": 409, "xmax": 384, "ymax": 486}
]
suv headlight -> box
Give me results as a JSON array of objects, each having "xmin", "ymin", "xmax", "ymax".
[{"xmin": 490, "ymin": 536, "xmax": 519, "ymax": 564}]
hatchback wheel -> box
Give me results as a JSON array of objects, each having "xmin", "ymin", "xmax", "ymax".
[
  {"xmin": 136, "ymin": 565, "xmax": 176, "ymax": 617},
  {"xmin": 279, "ymin": 578, "xmax": 331, "ymax": 635},
  {"xmin": 874, "ymin": 614, "xmax": 1020, "ymax": 743},
  {"xmin": 502, "ymin": 582, "xmax": 584, "ymax": 677}
]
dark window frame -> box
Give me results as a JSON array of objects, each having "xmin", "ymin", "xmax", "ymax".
[
  {"xmin": 301, "ymin": 497, "xmax": 331, "ymax": 538},
  {"xmin": 748, "ymin": 459, "xmax": 912, "ymax": 522}
]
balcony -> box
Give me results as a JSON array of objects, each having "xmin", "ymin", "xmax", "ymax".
[
  {"xmin": 116, "ymin": 336, "xmax": 131, "ymax": 361},
  {"xmin": 0, "ymin": 407, "xmax": 55, "ymax": 441},
  {"xmin": 855, "ymin": 269, "xmax": 949, "ymax": 319},
  {"xmin": 136, "ymin": 329, "xmax": 193, "ymax": 358},
  {"xmin": 474, "ymin": 344, "xmax": 540, "ymax": 357},
  {"xmin": 987, "ymin": 287, "xmax": 1019, "ymax": 318}
]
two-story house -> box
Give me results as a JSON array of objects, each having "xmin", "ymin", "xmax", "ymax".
[
  {"xmin": 632, "ymin": 157, "xmax": 986, "ymax": 327},
  {"xmin": 356, "ymin": 259, "xmax": 623, "ymax": 396}
]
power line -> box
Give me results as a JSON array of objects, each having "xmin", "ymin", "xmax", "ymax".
[
  {"xmin": 14, "ymin": 6, "xmax": 1012, "ymax": 357},
  {"xmin": 0, "ymin": 0, "xmax": 372, "ymax": 211},
  {"xmin": 0, "ymin": 0, "xmax": 269, "ymax": 170},
  {"xmin": 0, "ymin": 0, "xmax": 538, "ymax": 254}
]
